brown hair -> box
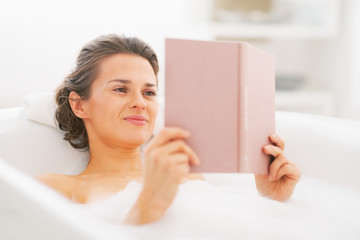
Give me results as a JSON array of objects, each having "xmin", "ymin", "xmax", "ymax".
[{"xmin": 55, "ymin": 34, "xmax": 159, "ymax": 150}]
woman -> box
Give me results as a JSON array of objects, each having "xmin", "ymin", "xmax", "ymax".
[{"xmin": 36, "ymin": 34, "xmax": 301, "ymax": 225}]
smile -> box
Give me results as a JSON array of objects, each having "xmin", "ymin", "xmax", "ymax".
[{"xmin": 124, "ymin": 115, "xmax": 148, "ymax": 126}]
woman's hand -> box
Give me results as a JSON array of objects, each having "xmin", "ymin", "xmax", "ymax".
[
  {"xmin": 123, "ymin": 127, "xmax": 200, "ymax": 225},
  {"xmin": 255, "ymin": 134, "xmax": 301, "ymax": 202}
]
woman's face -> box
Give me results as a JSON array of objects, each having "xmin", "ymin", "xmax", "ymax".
[{"xmin": 82, "ymin": 53, "xmax": 158, "ymax": 149}]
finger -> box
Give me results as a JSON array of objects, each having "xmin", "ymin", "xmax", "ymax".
[
  {"xmin": 287, "ymin": 160, "xmax": 299, "ymax": 169},
  {"xmin": 262, "ymin": 145, "xmax": 282, "ymax": 158},
  {"xmin": 176, "ymin": 162, "xmax": 190, "ymax": 176},
  {"xmin": 274, "ymin": 163, "xmax": 301, "ymax": 182},
  {"xmin": 268, "ymin": 154, "xmax": 288, "ymax": 181},
  {"xmin": 168, "ymin": 153, "xmax": 189, "ymax": 165},
  {"xmin": 269, "ymin": 134, "xmax": 285, "ymax": 151},
  {"xmin": 163, "ymin": 140, "xmax": 200, "ymax": 165},
  {"xmin": 147, "ymin": 127, "xmax": 190, "ymax": 149},
  {"xmin": 165, "ymin": 154, "xmax": 190, "ymax": 181}
]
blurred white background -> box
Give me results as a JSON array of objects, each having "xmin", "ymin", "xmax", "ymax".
[{"xmin": 0, "ymin": 0, "xmax": 359, "ymax": 121}]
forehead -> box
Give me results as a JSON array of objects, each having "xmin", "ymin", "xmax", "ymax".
[{"xmin": 94, "ymin": 53, "xmax": 157, "ymax": 87}]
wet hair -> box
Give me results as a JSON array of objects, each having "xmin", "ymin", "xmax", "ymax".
[{"xmin": 55, "ymin": 34, "xmax": 159, "ymax": 150}]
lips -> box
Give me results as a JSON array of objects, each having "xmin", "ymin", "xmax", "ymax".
[{"xmin": 124, "ymin": 115, "xmax": 148, "ymax": 126}]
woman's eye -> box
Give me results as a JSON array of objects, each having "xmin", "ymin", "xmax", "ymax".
[
  {"xmin": 114, "ymin": 87, "xmax": 127, "ymax": 93},
  {"xmin": 144, "ymin": 90, "xmax": 156, "ymax": 96}
]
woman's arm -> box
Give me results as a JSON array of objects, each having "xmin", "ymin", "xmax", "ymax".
[
  {"xmin": 123, "ymin": 127, "xmax": 200, "ymax": 225},
  {"xmin": 255, "ymin": 134, "xmax": 301, "ymax": 202}
]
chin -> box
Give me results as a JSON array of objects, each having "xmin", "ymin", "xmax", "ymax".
[
  {"xmin": 122, "ymin": 131, "xmax": 152, "ymax": 146},
  {"xmin": 127, "ymin": 138, "xmax": 147, "ymax": 146}
]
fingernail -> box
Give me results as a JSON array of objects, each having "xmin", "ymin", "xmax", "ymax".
[{"xmin": 271, "ymin": 134, "xmax": 278, "ymax": 140}]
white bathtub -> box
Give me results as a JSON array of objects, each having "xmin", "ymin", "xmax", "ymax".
[{"xmin": 1, "ymin": 94, "xmax": 360, "ymax": 239}]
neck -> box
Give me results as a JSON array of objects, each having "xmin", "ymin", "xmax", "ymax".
[{"xmin": 80, "ymin": 143, "xmax": 143, "ymax": 175}]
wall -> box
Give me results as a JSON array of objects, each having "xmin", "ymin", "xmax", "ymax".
[
  {"xmin": 206, "ymin": 0, "xmax": 360, "ymax": 121},
  {"xmin": 338, "ymin": 0, "xmax": 360, "ymax": 120},
  {"xmin": 0, "ymin": 0, "xmax": 207, "ymax": 108},
  {"xmin": 1, "ymin": 0, "xmax": 360, "ymax": 122}
]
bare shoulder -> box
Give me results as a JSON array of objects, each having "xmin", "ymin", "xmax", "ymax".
[
  {"xmin": 35, "ymin": 172, "xmax": 74, "ymax": 185},
  {"xmin": 35, "ymin": 173, "xmax": 76, "ymax": 197}
]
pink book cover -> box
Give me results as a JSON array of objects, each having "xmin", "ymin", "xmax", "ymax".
[{"xmin": 165, "ymin": 38, "xmax": 275, "ymax": 174}]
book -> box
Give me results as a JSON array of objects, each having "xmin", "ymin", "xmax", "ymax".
[{"xmin": 165, "ymin": 38, "xmax": 275, "ymax": 174}]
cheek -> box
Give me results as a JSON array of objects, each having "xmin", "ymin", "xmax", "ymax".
[
  {"xmin": 88, "ymin": 94, "xmax": 124, "ymax": 121},
  {"xmin": 89, "ymin": 98, "xmax": 107, "ymax": 117},
  {"xmin": 149, "ymin": 102, "xmax": 159, "ymax": 124}
]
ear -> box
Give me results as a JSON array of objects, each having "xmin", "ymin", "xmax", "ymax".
[{"xmin": 69, "ymin": 91, "xmax": 88, "ymax": 119}]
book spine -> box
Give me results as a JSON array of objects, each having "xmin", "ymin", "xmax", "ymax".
[{"xmin": 237, "ymin": 44, "xmax": 250, "ymax": 172}]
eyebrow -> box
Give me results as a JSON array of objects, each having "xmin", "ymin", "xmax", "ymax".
[{"xmin": 107, "ymin": 79, "xmax": 156, "ymax": 88}]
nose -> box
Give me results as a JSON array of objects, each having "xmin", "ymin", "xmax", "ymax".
[{"xmin": 129, "ymin": 92, "xmax": 146, "ymax": 109}]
